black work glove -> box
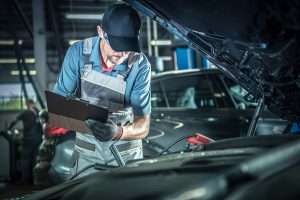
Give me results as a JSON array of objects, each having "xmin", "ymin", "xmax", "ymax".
[{"xmin": 85, "ymin": 118, "xmax": 123, "ymax": 142}]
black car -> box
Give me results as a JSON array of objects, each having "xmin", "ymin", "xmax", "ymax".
[
  {"xmin": 145, "ymin": 69, "xmax": 287, "ymax": 155},
  {"xmin": 13, "ymin": 0, "xmax": 300, "ymax": 199},
  {"xmin": 34, "ymin": 69, "xmax": 288, "ymax": 184},
  {"xmin": 25, "ymin": 135, "xmax": 300, "ymax": 200}
]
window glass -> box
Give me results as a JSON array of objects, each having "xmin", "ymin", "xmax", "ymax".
[
  {"xmin": 0, "ymin": 83, "xmax": 36, "ymax": 110},
  {"xmin": 222, "ymin": 76, "xmax": 257, "ymax": 109},
  {"xmin": 159, "ymin": 74, "xmax": 219, "ymax": 108},
  {"xmin": 208, "ymin": 74, "xmax": 235, "ymax": 108},
  {"xmin": 151, "ymin": 81, "xmax": 167, "ymax": 108}
]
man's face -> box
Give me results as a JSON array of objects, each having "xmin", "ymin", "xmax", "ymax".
[
  {"xmin": 26, "ymin": 102, "xmax": 33, "ymax": 109},
  {"xmin": 103, "ymin": 37, "xmax": 130, "ymax": 65},
  {"xmin": 98, "ymin": 26, "xmax": 130, "ymax": 65}
]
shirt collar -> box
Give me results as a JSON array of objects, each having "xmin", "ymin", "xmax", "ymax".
[
  {"xmin": 114, "ymin": 62, "xmax": 128, "ymax": 71},
  {"xmin": 89, "ymin": 37, "xmax": 101, "ymax": 66}
]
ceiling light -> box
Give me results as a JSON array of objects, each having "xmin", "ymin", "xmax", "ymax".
[
  {"xmin": 0, "ymin": 58, "xmax": 35, "ymax": 64},
  {"xmin": 65, "ymin": 13, "xmax": 103, "ymax": 20},
  {"xmin": 10, "ymin": 70, "xmax": 36, "ymax": 76},
  {"xmin": 150, "ymin": 40, "xmax": 172, "ymax": 46},
  {"xmin": 160, "ymin": 56, "xmax": 172, "ymax": 61},
  {"xmin": 214, "ymin": 92, "xmax": 226, "ymax": 97},
  {"xmin": 68, "ymin": 40, "xmax": 79, "ymax": 45},
  {"xmin": 0, "ymin": 40, "xmax": 23, "ymax": 45}
]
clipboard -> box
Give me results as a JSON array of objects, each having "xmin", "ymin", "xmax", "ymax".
[{"xmin": 45, "ymin": 91, "xmax": 109, "ymax": 133}]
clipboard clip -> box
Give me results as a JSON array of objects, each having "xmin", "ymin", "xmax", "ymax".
[
  {"xmin": 66, "ymin": 94, "xmax": 89, "ymax": 104},
  {"xmin": 79, "ymin": 99, "xmax": 90, "ymax": 104},
  {"xmin": 66, "ymin": 94, "xmax": 76, "ymax": 99}
]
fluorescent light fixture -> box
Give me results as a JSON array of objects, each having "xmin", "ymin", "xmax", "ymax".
[
  {"xmin": 160, "ymin": 56, "xmax": 172, "ymax": 61},
  {"xmin": 214, "ymin": 92, "xmax": 226, "ymax": 97},
  {"xmin": 65, "ymin": 13, "xmax": 103, "ymax": 20},
  {"xmin": 68, "ymin": 40, "xmax": 79, "ymax": 45},
  {"xmin": 10, "ymin": 70, "xmax": 37, "ymax": 76},
  {"xmin": 207, "ymin": 117, "xmax": 216, "ymax": 122},
  {"xmin": 0, "ymin": 58, "xmax": 35, "ymax": 64},
  {"xmin": 151, "ymin": 97, "xmax": 159, "ymax": 101},
  {"xmin": 25, "ymin": 58, "xmax": 35, "ymax": 63},
  {"xmin": 0, "ymin": 40, "xmax": 23, "ymax": 45},
  {"xmin": 150, "ymin": 40, "xmax": 172, "ymax": 46}
]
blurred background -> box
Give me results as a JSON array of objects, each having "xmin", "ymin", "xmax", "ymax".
[
  {"xmin": 0, "ymin": 0, "xmax": 208, "ymax": 120},
  {"xmin": 0, "ymin": 0, "xmax": 211, "ymax": 186}
]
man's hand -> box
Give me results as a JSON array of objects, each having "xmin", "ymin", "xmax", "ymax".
[
  {"xmin": 7, "ymin": 118, "xmax": 18, "ymax": 130},
  {"xmin": 85, "ymin": 118, "xmax": 123, "ymax": 142}
]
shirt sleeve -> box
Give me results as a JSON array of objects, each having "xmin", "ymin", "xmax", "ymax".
[
  {"xmin": 53, "ymin": 42, "xmax": 82, "ymax": 96},
  {"xmin": 130, "ymin": 59, "xmax": 152, "ymax": 116}
]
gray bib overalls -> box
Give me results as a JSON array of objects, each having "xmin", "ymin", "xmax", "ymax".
[{"xmin": 70, "ymin": 37, "xmax": 143, "ymax": 178}]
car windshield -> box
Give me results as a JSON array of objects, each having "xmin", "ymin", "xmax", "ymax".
[{"xmin": 151, "ymin": 73, "xmax": 234, "ymax": 109}]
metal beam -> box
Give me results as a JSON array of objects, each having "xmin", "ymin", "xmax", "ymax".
[
  {"xmin": 247, "ymin": 96, "xmax": 265, "ymax": 136},
  {"xmin": 7, "ymin": 0, "xmax": 45, "ymax": 108},
  {"xmin": 12, "ymin": 0, "xmax": 34, "ymax": 39},
  {"xmin": 47, "ymin": 0, "xmax": 64, "ymax": 68},
  {"xmin": 146, "ymin": 17, "xmax": 152, "ymax": 56},
  {"xmin": 153, "ymin": 21, "xmax": 158, "ymax": 57},
  {"xmin": 32, "ymin": 0, "xmax": 47, "ymax": 94},
  {"xmin": 4, "ymin": 0, "xmax": 28, "ymax": 101}
]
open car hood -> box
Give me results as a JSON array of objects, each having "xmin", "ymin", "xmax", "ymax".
[{"xmin": 124, "ymin": 0, "xmax": 300, "ymax": 122}]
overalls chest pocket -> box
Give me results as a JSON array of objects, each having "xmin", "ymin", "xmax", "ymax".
[{"xmin": 81, "ymin": 70, "xmax": 126, "ymax": 107}]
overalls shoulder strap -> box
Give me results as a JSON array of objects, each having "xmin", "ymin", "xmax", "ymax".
[
  {"xmin": 75, "ymin": 37, "xmax": 94, "ymax": 98},
  {"xmin": 83, "ymin": 37, "xmax": 93, "ymax": 63}
]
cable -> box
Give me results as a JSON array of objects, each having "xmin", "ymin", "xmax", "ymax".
[
  {"xmin": 69, "ymin": 135, "xmax": 201, "ymax": 179},
  {"xmin": 158, "ymin": 135, "xmax": 195, "ymax": 156},
  {"xmin": 68, "ymin": 164, "xmax": 96, "ymax": 181},
  {"xmin": 110, "ymin": 144, "xmax": 125, "ymax": 166},
  {"xmin": 68, "ymin": 163, "xmax": 119, "ymax": 181},
  {"xmin": 69, "ymin": 144, "xmax": 125, "ymax": 181}
]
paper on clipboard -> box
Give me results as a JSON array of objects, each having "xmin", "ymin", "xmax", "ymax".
[{"xmin": 45, "ymin": 91, "xmax": 109, "ymax": 133}]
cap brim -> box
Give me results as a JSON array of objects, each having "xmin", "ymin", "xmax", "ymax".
[{"xmin": 107, "ymin": 35, "xmax": 141, "ymax": 53}]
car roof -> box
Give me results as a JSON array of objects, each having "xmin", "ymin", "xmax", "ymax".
[{"xmin": 151, "ymin": 68, "xmax": 220, "ymax": 81}]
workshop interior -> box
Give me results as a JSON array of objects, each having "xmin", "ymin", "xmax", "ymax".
[{"xmin": 0, "ymin": 0, "xmax": 299, "ymax": 199}]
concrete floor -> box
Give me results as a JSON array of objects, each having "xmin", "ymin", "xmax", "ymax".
[{"xmin": 0, "ymin": 183, "xmax": 48, "ymax": 199}]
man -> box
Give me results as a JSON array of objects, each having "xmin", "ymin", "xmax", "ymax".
[
  {"xmin": 7, "ymin": 99, "xmax": 43, "ymax": 184},
  {"xmin": 53, "ymin": 3, "xmax": 151, "ymax": 178},
  {"xmin": 34, "ymin": 109, "xmax": 70, "ymax": 185}
]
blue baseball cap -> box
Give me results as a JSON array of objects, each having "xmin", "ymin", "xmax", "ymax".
[{"xmin": 102, "ymin": 3, "xmax": 141, "ymax": 53}]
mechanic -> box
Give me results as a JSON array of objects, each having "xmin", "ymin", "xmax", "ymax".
[
  {"xmin": 34, "ymin": 109, "xmax": 70, "ymax": 185},
  {"xmin": 7, "ymin": 99, "xmax": 43, "ymax": 184},
  {"xmin": 53, "ymin": 3, "xmax": 151, "ymax": 178}
]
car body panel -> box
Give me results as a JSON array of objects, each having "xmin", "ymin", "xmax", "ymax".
[{"xmin": 26, "ymin": 135, "xmax": 300, "ymax": 200}]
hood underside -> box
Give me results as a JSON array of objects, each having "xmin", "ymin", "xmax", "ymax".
[{"xmin": 125, "ymin": 0, "xmax": 300, "ymax": 122}]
